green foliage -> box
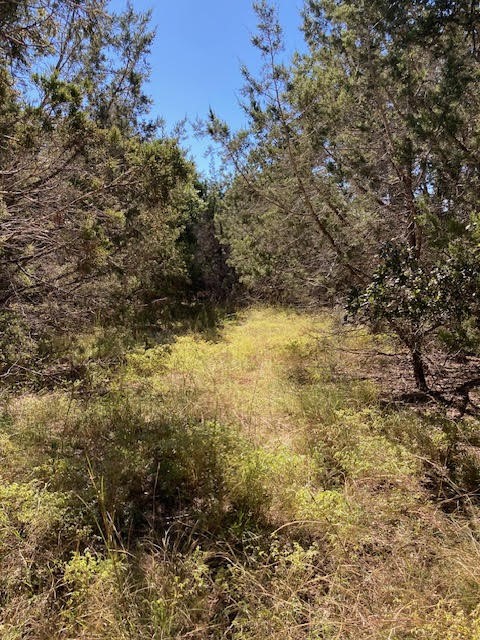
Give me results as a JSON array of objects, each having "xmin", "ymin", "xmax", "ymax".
[
  {"xmin": 348, "ymin": 242, "xmax": 480, "ymax": 351},
  {"xmin": 0, "ymin": 481, "xmax": 68, "ymax": 548},
  {"xmin": 211, "ymin": 0, "xmax": 480, "ymax": 388},
  {"xmin": 0, "ymin": 0, "xmax": 235, "ymax": 382}
]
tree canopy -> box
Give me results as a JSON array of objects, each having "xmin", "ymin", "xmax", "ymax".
[{"xmin": 209, "ymin": 0, "xmax": 480, "ymax": 390}]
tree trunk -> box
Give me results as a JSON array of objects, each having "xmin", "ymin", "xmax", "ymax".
[{"xmin": 412, "ymin": 348, "xmax": 428, "ymax": 392}]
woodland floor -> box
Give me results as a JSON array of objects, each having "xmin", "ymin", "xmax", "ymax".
[{"xmin": 1, "ymin": 307, "xmax": 480, "ymax": 639}]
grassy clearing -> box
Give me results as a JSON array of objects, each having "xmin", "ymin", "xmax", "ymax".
[{"xmin": 1, "ymin": 307, "xmax": 480, "ymax": 638}]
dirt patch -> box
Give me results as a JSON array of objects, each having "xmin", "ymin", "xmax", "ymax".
[{"xmin": 332, "ymin": 334, "xmax": 480, "ymax": 418}]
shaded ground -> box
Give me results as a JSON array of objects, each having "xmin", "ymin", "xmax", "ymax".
[{"xmin": 327, "ymin": 323, "xmax": 480, "ymax": 417}]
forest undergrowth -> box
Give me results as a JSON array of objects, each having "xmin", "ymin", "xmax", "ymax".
[{"xmin": 1, "ymin": 307, "xmax": 480, "ymax": 639}]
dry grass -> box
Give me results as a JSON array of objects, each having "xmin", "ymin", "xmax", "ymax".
[{"xmin": 1, "ymin": 306, "xmax": 480, "ymax": 638}]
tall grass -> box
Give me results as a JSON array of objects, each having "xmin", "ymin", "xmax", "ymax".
[{"xmin": 1, "ymin": 307, "xmax": 480, "ymax": 638}]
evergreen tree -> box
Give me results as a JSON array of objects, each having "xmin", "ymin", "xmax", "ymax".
[
  {"xmin": 0, "ymin": 0, "xmax": 208, "ymax": 375},
  {"xmin": 211, "ymin": 0, "xmax": 480, "ymax": 390},
  {"xmin": 300, "ymin": 0, "xmax": 480, "ymax": 389}
]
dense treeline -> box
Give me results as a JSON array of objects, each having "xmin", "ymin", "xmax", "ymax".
[
  {"xmin": 3, "ymin": 1, "xmax": 480, "ymax": 392},
  {"xmin": 210, "ymin": 0, "xmax": 480, "ymax": 391},
  {"xmin": 0, "ymin": 0, "xmax": 232, "ymax": 381}
]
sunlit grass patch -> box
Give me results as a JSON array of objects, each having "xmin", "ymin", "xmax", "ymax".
[
  {"xmin": 2, "ymin": 306, "xmax": 480, "ymax": 638},
  {"xmin": 123, "ymin": 307, "xmax": 335, "ymax": 442}
]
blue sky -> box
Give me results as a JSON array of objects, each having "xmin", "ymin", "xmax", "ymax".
[{"xmin": 109, "ymin": 1, "xmax": 306, "ymax": 174}]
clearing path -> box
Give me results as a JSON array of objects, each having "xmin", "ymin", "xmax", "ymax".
[{"xmin": 2, "ymin": 308, "xmax": 480, "ymax": 639}]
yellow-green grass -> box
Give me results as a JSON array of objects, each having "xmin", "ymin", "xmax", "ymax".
[{"xmin": 1, "ymin": 306, "xmax": 480, "ymax": 639}]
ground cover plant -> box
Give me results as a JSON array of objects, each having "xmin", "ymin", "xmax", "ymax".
[{"xmin": 1, "ymin": 308, "xmax": 480, "ymax": 639}]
